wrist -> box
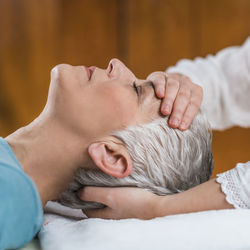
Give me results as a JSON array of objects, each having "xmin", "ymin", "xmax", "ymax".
[{"xmin": 152, "ymin": 194, "xmax": 176, "ymax": 218}]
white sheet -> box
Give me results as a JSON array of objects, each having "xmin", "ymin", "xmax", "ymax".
[{"xmin": 39, "ymin": 202, "xmax": 250, "ymax": 250}]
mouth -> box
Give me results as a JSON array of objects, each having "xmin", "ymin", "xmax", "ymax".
[
  {"xmin": 83, "ymin": 66, "xmax": 96, "ymax": 80},
  {"xmin": 89, "ymin": 66, "xmax": 96, "ymax": 80}
]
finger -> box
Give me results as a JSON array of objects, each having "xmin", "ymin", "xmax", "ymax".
[
  {"xmin": 83, "ymin": 207, "xmax": 113, "ymax": 219},
  {"xmin": 178, "ymin": 96, "xmax": 202, "ymax": 131},
  {"xmin": 168, "ymin": 84, "xmax": 191, "ymax": 128},
  {"xmin": 84, "ymin": 207, "xmax": 116, "ymax": 219},
  {"xmin": 147, "ymin": 72, "xmax": 166, "ymax": 98},
  {"xmin": 161, "ymin": 78, "xmax": 179, "ymax": 116},
  {"xmin": 78, "ymin": 186, "xmax": 113, "ymax": 206}
]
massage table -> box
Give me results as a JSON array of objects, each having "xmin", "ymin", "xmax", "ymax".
[{"xmin": 19, "ymin": 201, "xmax": 250, "ymax": 250}]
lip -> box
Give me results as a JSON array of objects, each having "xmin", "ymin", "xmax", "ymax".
[
  {"xmin": 83, "ymin": 66, "xmax": 91, "ymax": 80},
  {"xmin": 89, "ymin": 66, "xmax": 96, "ymax": 80},
  {"xmin": 83, "ymin": 66, "xmax": 96, "ymax": 80}
]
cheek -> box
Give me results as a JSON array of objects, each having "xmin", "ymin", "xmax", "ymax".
[
  {"xmin": 139, "ymin": 98, "xmax": 161, "ymax": 123},
  {"xmin": 96, "ymin": 87, "xmax": 138, "ymax": 127}
]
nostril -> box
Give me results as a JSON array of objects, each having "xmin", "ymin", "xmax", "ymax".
[
  {"xmin": 107, "ymin": 62, "xmax": 114, "ymax": 76},
  {"xmin": 109, "ymin": 62, "xmax": 113, "ymax": 74}
]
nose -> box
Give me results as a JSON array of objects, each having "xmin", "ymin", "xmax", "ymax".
[{"xmin": 107, "ymin": 58, "xmax": 135, "ymax": 81}]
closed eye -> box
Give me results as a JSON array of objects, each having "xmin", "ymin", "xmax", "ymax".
[{"xmin": 133, "ymin": 81, "xmax": 139, "ymax": 96}]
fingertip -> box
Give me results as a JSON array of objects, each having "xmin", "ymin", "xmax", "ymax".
[
  {"xmin": 179, "ymin": 121, "xmax": 188, "ymax": 131},
  {"xmin": 83, "ymin": 208, "xmax": 109, "ymax": 219},
  {"xmin": 77, "ymin": 186, "xmax": 94, "ymax": 200},
  {"xmin": 77, "ymin": 189, "xmax": 84, "ymax": 199},
  {"xmin": 156, "ymin": 87, "xmax": 165, "ymax": 98},
  {"xmin": 161, "ymin": 108, "xmax": 168, "ymax": 116},
  {"xmin": 169, "ymin": 117, "xmax": 180, "ymax": 128},
  {"xmin": 161, "ymin": 103, "xmax": 171, "ymax": 115},
  {"xmin": 83, "ymin": 209, "xmax": 94, "ymax": 218},
  {"xmin": 168, "ymin": 120, "xmax": 175, "ymax": 128}
]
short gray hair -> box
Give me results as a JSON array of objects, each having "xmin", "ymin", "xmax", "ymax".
[{"xmin": 59, "ymin": 112, "xmax": 213, "ymax": 209}]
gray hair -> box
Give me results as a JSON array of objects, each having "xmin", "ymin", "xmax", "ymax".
[{"xmin": 59, "ymin": 112, "xmax": 213, "ymax": 209}]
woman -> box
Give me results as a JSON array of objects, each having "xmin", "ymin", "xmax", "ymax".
[
  {"xmin": 0, "ymin": 58, "xmax": 202, "ymax": 249},
  {"xmin": 78, "ymin": 38, "xmax": 250, "ymax": 219}
]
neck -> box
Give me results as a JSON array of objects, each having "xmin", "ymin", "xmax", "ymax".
[{"xmin": 5, "ymin": 115, "xmax": 89, "ymax": 207}]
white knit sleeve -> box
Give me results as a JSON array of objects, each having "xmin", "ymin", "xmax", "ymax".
[
  {"xmin": 166, "ymin": 37, "xmax": 250, "ymax": 130},
  {"xmin": 216, "ymin": 162, "xmax": 250, "ymax": 209}
]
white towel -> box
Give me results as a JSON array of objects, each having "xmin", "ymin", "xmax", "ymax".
[{"xmin": 39, "ymin": 202, "xmax": 250, "ymax": 250}]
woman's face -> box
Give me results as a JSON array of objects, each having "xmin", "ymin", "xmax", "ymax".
[{"xmin": 46, "ymin": 58, "xmax": 161, "ymax": 139}]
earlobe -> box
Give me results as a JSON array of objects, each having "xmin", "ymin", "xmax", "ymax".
[{"xmin": 88, "ymin": 141, "xmax": 132, "ymax": 178}]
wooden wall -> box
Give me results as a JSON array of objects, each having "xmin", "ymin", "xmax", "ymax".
[{"xmin": 0, "ymin": 0, "xmax": 249, "ymax": 176}]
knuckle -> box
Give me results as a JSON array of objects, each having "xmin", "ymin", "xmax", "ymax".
[
  {"xmin": 164, "ymin": 97, "xmax": 174, "ymax": 105},
  {"xmin": 181, "ymin": 75, "xmax": 190, "ymax": 83},
  {"xmin": 167, "ymin": 78, "xmax": 179, "ymax": 88},
  {"xmin": 147, "ymin": 71, "xmax": 165, "ymax": 81},
  {"xmin": 199, "ymin": 86, "xmax": 203, "ymax": 97},
  {"xmin": 195, "ymin": 85, "xmax": 203, "ymax": 95},
  {"xmin": 106, "ymin": 192, "xmax": 115, "ymax": 205},
  {"xmin": 197, "ymin": 85, "xmax": 203, "ymax": 92},
  {"xmin": 189, "ymin": 100, "xmax": 200, "ymax": 110},
  {"xmin": 156, "ymin": 78, "xmax": 166, "ymax": 87},
  {"xmin": 172, "ymin": 108, "xmax": 183, "ymax": 117},
  {"xmin": 168, "ymin": 73, "xmax": 181, "ymax": 80},
  {"xmin": 178, "ymin": 89, "xmax": 191, "ymax": 99},
  {"xmin": 183, "ymin": 114, "xmax": 193, "ymax": 123},
  {"xmin": 192, "ymin": 85, "xmax": 203, "ymax": 98}
]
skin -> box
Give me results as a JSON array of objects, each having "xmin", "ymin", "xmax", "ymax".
[
  {"xmin": 147, "ymin": 72, "xmax": 203, "ymax": 130},
  {"xmin": 5, "ymin": 58, "xmax": 162, "ymax": 207},
  {"xmin": 5, "ymin": 57, "xmax": 204, "ymax": 216},
  {"xmin": 78, "ymin": 71, "xmax": 234, "ymax": 220},
  {"xmin": 79, "ymin": 179, "xmax": 234, "ymax": 220}
]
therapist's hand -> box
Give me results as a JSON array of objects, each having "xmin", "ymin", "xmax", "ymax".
[
  {"xmin": 78, "ymin": 187, "xmax": 162, "ymax": 220},
  {"xmin": 78, "ymin": 179, "xmax": 234, "ymax": 220},
  {"xmin": 146, "ymin": 72, "xmax": 203, "ymax": 130}
]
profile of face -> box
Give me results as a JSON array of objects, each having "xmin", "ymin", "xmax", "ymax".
[
  {"xmin": 45, "ymin": 59, "xmax": 162, "ymax": 179},
  {"xmin": 46, "ymin": 59, "xmax": 161, "ymax": 139}
]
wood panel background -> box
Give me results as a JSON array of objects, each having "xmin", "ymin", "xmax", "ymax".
[{"xmin": 0, "ymin": 0, "xmax": 249, "ymax": 176}]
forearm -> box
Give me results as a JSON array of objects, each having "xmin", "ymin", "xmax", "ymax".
[
  {"xmin": 79, "ymin": 172, "xmax": 245, "ymax": 220},
  {"xmin": 155, "ymin": 179, "xmax": 234, "ymax": 217}
]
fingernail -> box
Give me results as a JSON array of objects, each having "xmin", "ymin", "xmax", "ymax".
[
  {"xmin": 180, "ymin": 122, "xmax": 187, "ymax": 130},
  {"xmin": 171, "ymin": 118, "xmax": 179, "ymax": 127}
]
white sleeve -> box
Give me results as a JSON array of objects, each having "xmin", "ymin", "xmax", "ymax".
[
  {"xmin": 167, "ymin": 37, "xmax": 250, "ymax": 130},
  {"xmin": 216, "ymin": 162, "xmax": 250, "ymax": 209}
]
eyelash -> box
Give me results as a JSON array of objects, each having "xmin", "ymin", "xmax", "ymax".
[{"xmin": 133, "ymin": 81, "xmax": 139, "ymax": 95}]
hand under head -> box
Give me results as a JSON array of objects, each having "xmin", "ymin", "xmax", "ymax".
[
  {"xmin": 59, "ymin": 110, "xmax": 213, "ymax": 210},
  {"xmin": 44, "ymin": 59, "xmax": 213, "ymax": 210},
  {"xmin": 7, "ymin": 58, "xmax": 209, "ymax": 208}
]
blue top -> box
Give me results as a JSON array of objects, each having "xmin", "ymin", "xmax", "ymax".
[{"xmin": 0, "ymin": 137, "xmax": 43, "ymax": 249}]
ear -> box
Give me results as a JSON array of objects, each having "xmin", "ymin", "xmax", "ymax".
[{"xmin": 88, "ymin": 139, "xmax": 133, "ymax": 178}]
